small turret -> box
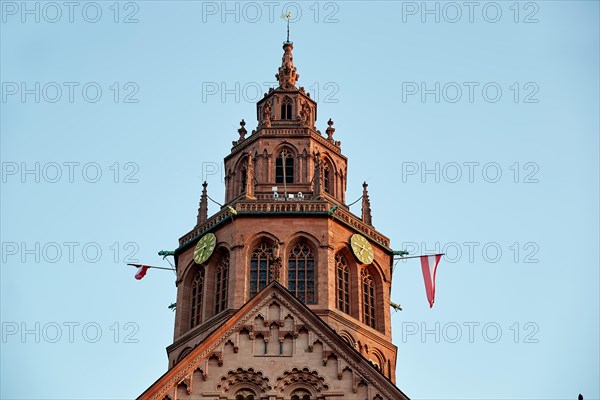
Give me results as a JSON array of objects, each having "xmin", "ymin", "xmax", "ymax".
[
  {"xmin": 196, "ymin": 181, "xmax": 208, "ymax": 226},
  {"xmin": 361, "ymin": 181, "xmax": 373, "ymax": 226}
]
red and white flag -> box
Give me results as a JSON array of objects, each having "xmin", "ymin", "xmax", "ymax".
[
  {"xmin": 420, "ymin": 254, "xmax": 443, "ymax": 308},
  {"xmin": 129, "ymin": 264, "xmax": 151, "ymax": 280},
  {"xmin": 127, "ymin": 263, "xmax": 173, "ymax": 280}
]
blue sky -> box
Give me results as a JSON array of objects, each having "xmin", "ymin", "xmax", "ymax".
[{"xmin": 1, "ymin": 1, "xmax": 598, "ymax": 399}]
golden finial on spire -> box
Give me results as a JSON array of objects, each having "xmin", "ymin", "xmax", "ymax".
[{"xmin": 281, "ymin": 12, "xmax": 292, "ymax": 43}]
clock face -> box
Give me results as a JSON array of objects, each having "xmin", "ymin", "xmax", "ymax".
[
  {"xmin": 350, "ymin": 234, "xmax": 374, "ymax": 264},
  {"xmin": 193, "ymin": 233, "xmax": 216, "ymax": 264}
]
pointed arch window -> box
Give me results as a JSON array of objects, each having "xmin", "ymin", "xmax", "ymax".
[
  {"xmin": 275, "ymin": 151, "xmax": 294, "ymax": 184},
  {"xmin": 362, "ymin": 268, "xmax": 376, "ymax": 329},
  {"xmin": 335, "ymin": 253, "xmax": 350, "ymax": 314},
  {"xmin": 281, "ymin": 96, "xmax": 292, "ymax": 120},
  {"xmin": 215, "ymin": 251, "xmax": 229, "ymax": 314},
  {"xmin": 240, "ymin": 166, "xmax": 247, "ymax": 195},
  {"xmin": 323, "ymin": 168, "xmax": 330, "ymax": 194},
  {"xmin": 288, "ymin": 242, "xmax": 315, "ymax": 304},
  {"xmin": 190, "ymin": 267, "xmax": 205, "ymax": 329},
  {"xmin": 250, "ymin": 242, "xmax": 273, "ymax": 297}
]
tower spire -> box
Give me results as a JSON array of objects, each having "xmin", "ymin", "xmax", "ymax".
[
  {"xmin": 275, "ymin": 41, "xmax": 299, "ymax": 89},
  {"xmin": 275, "ymin": 15, "xmax": 299, "ymax": 90}
]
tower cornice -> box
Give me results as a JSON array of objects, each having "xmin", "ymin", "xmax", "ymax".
[
  {"xmin": 177, "ymin": 198, "xmax": 391, "ymax": 252},
  {"xmin": 226, "ymin": 126, "xmax": 345, "ymax": 162}
]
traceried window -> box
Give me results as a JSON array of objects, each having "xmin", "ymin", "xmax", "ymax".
[
  {"xmin": 275, "ymin": 153, "xmax": 294, "ymax": 184},
  {"xmin": 287, "ymin": 243, "xmax": 315, "ymax": 304},
  {"xmin": 190, "ymin": 267, "xmax": 205, "ymax": 329},
  {"xmin": 362, "ymin": 268, "xmax": 376, "ymax": 329},
  {"xmin": 281, "ymin": 96, "xmax": 292, "ymax": 119},
  {"xmin": 250, "ymin": 243, "xmax": 273, "ymax": 297},
  {"xmin": 335, "ymin": 253, "xmax": 350, "ymax": 314},
  {"xmin": 215, "ymin": 251, "xmax": 229, "ymax": 314}
]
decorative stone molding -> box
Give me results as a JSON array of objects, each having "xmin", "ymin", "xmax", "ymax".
[
  {"xmin": 216, "ymin": 368, "xmax": 272, "ymax": 393},
  {"xmin": 274, "ymin": 367, "xmax": 329, "ymax": 394}
]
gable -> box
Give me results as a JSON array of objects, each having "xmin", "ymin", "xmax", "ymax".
[{"xmin": 138, "ymin": 282, "xmax": 409, "ymax": 400}]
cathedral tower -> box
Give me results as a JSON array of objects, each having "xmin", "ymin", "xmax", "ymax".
[{"xmin": 138, "ymin": 40, "xmax": 409, "ymax": 400}]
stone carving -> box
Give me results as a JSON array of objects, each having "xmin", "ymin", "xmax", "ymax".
[
  {"xmin": 238, "ymin": 119, "xmax": 247, "ymax": 140},
  {"xmin": 274, "ymin": 367, "xmax": 329, "ymax": 393},
  {"xmin": 300, "ymin": 101, "xmax": 311, "ymax": 127},
  {"xmin": 275, "ymin": 42, "xmax": 299, "ymax": 89},
  {"xmin": 245, "ymin": 155, "xmax": 254, "ymax": 197},
  {"xmin": 262, "ymin": 100, "xmax": 272, "ymax": 128},
  {"xmin": 326, "ymin": 118, "xmax": 335, "ymax": 140},
  {"xmin": 326, "ymin": 118, "xmax": 341, "ymax": 147},
  {"xmin": 232, "ymin": 119, "xmax": 248, "ymax": 147},
  {"xmin": 216, "ymin": 368, "xmax": 272, "ymax": 393},
  {"xmin": 269, "ymin": 242, "xmax": 282, "ymax": 282}
]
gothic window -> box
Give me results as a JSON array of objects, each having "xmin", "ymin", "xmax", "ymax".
[
  {"xmin": 240, "ymin": 166, "xmax": 247, "ymax": 194},
  {"xmin": 335, "ymin": 253, "xmax": 350, "ymax": 314},
  {"xmin": 281, "ymin": 96, "xmax": 292, "ymax": 119},
  {"xmin": 190, "ymin": 267, "xmax": 205, "ymax": 329},
  {"xmin": 215, "ymin": 251, "xmax": 229, "ymax": 314},
  {"xmin": 323, "ymin": 168, "xmax": 330, "ymax": 193},
  {"xmin": 250, "ymin": 242, "xmax": 273, "ymax": 297},
  {"xmin": 235, "ymin": 389, "xmax": 256, "ymax": 400},
  {"xmin": 291, "ymin": 389, "xmax": 311, "ymax": 400},
  {"xmin": 275, "ymin": 153, "xmax": 294, "ymax": 184},
  {"xmin": 362, "ymin": 268, "xmax": 376, "ymax": 329},
  {"xmin": 287, "ymin": 242, "xmax": 315, "ymax": 304}
]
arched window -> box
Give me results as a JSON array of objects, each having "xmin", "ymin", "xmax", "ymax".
[
  {"xmin": 288, "ymin": 242, "xmax": 315, "ymax": 304},
  {"xmin": 323, "ymin": 168, "xmax": 330, "ymax": 194},
  {"xmin": 281, "ymin": 96, "xmax": 292, "ymax": 119},
  {"xmin": 250, "ymin": 242, "xmax": 273, "ymax": 297},
  {"xmin": 291, "ymin": 389, "xmax": 311, "ymax": 400},
  {"xmin": 370, "ymin": 351, "xmax": 384, "ymax": 374},
  {"xmin": 215, "ymin": 251, "xmax": 229, "ymax": 314},
  {"xmin": 335, "ymin": 253, "xmax": 350, "ymax": 314},
  {"xmin": 362, "ymin": 268, "xmax": 376, "ymax": 329},
  {"xmin": 235, "ymin": 389, "xmax": 256, "ymax": 400},
  {"xmin": 275, "ymin": 151, "xmax": 294, "ymax": 184},
  {"xmin": 240, "ymin": 166, "xmax": 247, "ymax": 195},
  {"xmin": 190, "ymin": 267, "xmax": 205, "ymax": 329}
]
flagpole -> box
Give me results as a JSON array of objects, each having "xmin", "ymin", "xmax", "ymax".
[
  {"xmin": 394, "ymin": 253, "xmax": 445, "ymax": 260},
  {"xmin": 148, "ymin": 266, "xmax": 175, "ymax": 271},
  {"xmin": 127, "ymin": 264, "xmax": 174, "ymax": 271}
]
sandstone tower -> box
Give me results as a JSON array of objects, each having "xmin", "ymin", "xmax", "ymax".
[{"xmin": 138, "ymin": 39, "xmax": 409, "ymax": 400}]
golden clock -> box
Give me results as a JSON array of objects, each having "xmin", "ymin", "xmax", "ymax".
[
  {"xmin": 193, "ymin": 233, "xmax": 216, "ymax": 264},
  {"xmin": 350, "ymin": 233, "xmax": 374, "ymax": 264}
]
